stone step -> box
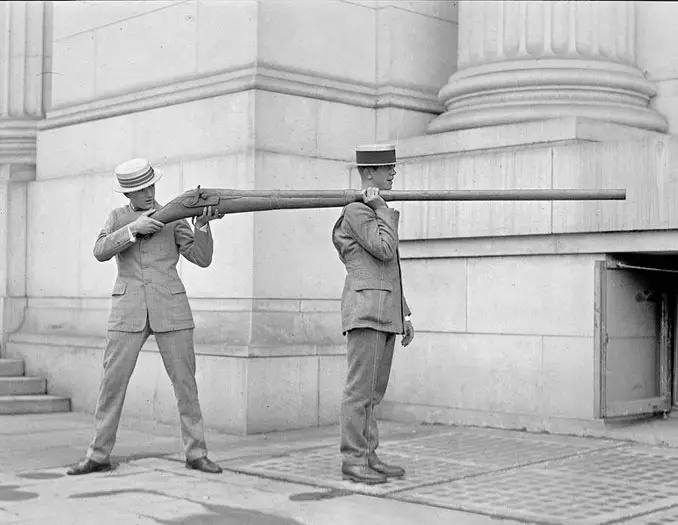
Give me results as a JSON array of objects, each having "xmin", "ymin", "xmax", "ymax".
[
  {"xmin": 0, "ymin": 377, "xmax": 46, "ymax": 396},
  {"xmin": 0, "ymin": 359, "xmax": 24, "ymax": 377},
  {"xmin": 0, "ymin": 395, "xmax": 71, "ymax": 415}
]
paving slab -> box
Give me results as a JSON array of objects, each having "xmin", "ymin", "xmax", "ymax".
[{"xmin": 0, "ymin": 445, "xmax": 83, "ymax": 472}]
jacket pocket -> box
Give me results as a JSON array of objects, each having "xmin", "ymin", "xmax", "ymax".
[
  {"xmin": 112, "ymin": 282, "xmax": 127, "ymax": 296},
  {"xmin": 344, "ymin": 278, "xmax": 395, "ymax": 328},
  {"xmin": 351, "ymin": 279, "xmax": 392, "ymax": 292},
  {"xmin": 167, "ymin": 282, "xmax": 187, "ymax": 295}
]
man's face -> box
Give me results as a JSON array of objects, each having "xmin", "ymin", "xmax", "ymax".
[
  {"xmin": 368, "ymin": 165, "xmax": 396, "ymax": 190},
  {"xmin": 125, "ymin": 184, "xmax": 156, "ymax": 211}
]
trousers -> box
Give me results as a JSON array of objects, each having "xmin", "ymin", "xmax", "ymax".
[
  {"xmin": 87, "ymin": 321, "xmax": 207, "ymax": 462},
  {"xmin": 340, "ymin": 328, "xmax": 396, "ymax": 465}
]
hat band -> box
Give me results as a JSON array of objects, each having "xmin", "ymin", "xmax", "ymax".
[
  {"xmin": 356, "ymin": 150, "xmax": 396, "ymax": 166},
  {"xmin": 118, "ymin": 167, "xmax": 155, "ymax": 189}
]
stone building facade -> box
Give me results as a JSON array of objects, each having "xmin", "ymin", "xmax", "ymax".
[{"xmin": 2, "ymin": 0, "xmax": 678, "ymax": 435}]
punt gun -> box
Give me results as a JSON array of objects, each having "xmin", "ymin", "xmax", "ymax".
[{"xmin": 150, "ymin": 187, "xmax": 627, "ymax": 224}]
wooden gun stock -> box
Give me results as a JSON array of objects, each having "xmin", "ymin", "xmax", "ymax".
[{"xmin": 150, "ymin": 186, "xmax": 627, "ymax": 224}]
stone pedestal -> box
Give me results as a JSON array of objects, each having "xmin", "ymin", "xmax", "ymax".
[
  {"xmin": 429, "ymin": 1, "xmax": 667, "ymax": 133},
  {"xmin": 0, "ymin": 1, "xmax": 46, "ymax": 353}
]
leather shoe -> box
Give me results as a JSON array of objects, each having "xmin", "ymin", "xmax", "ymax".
[
  {"xmin": 341, "ymin": 463, "xmax": 387, "ymax": 485},
  {"xmin": 66, "ymin": 458, "xmax": 112, "ymax": 476},
  {"xmin": 186, "ymin": 456, "xmax": 222, "ymax": 474},
  {"xmin": 369, "ymin": 458, "xmax": 405, "ymax": 478}
]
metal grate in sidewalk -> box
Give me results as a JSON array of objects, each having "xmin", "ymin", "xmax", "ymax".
[
  {"xmin": 222, "ymin": 428, "xmax": 621, "ymax": 497},
  {"xmin": 226, "ymin": 446, "xmax": 489, "ymax": 496},
  {"xmin": 538, "ymin": 445, "xmax": 678, "ymax": 490},
  {"xmin": 220, "ymin": 426, "xmax": 678, "ymax": 523},
  {"xmin": 397, "ymin": 468, "xmax": 678, "ymax": 525},
  {"xmin": 381, "ymin": 428, "xmax": 613, "ymax": 468},
  {"xmin": 223, "ymin": 428, "xmax": 678, "ymax": 525}
]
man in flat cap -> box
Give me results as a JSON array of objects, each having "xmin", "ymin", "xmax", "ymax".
[
  {"xmin": 67, "ymin": 158, "xmax": 223, "ymax": 475},
  {"xmin": 332, "ymin": 144, "xmax": 415, "ymax": 485}
]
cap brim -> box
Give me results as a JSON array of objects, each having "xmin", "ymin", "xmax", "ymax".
[
  {"xmin": 355, "ymin": 161, "xmax": 398, "ymax": 167},
  {"xmin": 113, "ymin": 169, "xmax": 163, "ymax": 193}
]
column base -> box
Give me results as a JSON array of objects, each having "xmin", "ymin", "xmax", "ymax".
[{"xmin": 429, "ymin": 59, "xmax": 668, "ymax": 134}]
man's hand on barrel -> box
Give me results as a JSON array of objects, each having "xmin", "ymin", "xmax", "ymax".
[
  {"xmin": 362, "ymin": 187, "xmax": 387, "ymax": 210},
  {"xmin": 195, "ymin": 206, "xmax": 224, "ymax": 228}
]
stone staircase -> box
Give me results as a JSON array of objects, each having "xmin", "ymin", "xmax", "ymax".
[{"xmin": 0, "ymin": 358, "xmax": 70, "ymax": 414}]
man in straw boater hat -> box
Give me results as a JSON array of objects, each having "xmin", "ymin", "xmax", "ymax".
[
  {"xmin": 66, "ymin": 158, "xmax": 224, "ymax": 475},
  {"xmin": 331, "ymin": 144, "xmax": 415, "ymax": 485}
]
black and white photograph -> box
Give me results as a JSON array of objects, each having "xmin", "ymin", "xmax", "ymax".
[{"xmin": 2, "ymin": 1, "xmax": 678, "ymax": 523}]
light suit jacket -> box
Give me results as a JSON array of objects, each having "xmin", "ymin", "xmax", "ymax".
[
  {"xmin": 332, "ymin": 202, "xmax": 410, "ymax": 335},
  {"xmin": 94, "ymin": 203, "xmax": 213, "ymax": 333}
]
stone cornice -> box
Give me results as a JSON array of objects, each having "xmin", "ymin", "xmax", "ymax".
[
  {"xmin": 40, "ymin": 64, "xmax": 443, "ymax": 131},
  {"xmin": 400, "ymin": 230, "xmax": 678, "ymax": 260},
  {"xmin": 0, "ymin": 119, "xmax": 40, "ymax": 166}
]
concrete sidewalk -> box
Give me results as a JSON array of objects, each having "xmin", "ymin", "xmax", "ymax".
[{"xmin": 2, "ymin": 413, "xmax": 678, "ymax": 525}]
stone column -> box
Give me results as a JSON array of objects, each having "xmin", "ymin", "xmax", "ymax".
[
  {"xmin": 428, "ymin": 0, "xmax": 668, "ymax": 133},
  {"xmin": 0, "ymin": 1, "xmax": 47, "ymax": 352}
]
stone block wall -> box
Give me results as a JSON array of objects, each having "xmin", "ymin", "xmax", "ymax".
[{"xmin": 384, "ymin": 253, "xmax": 599, "ymax": 431}]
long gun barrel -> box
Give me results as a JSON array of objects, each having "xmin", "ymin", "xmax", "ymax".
[{"xmin": 150, "ymin": 187, "xmax": 627, "ymax": 224}]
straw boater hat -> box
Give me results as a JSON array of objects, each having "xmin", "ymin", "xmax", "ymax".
[
  {"xmin": 113, "ymin": 158, "xmax": 163, "ymax": 193},
  {"xmin": 355, "ymin": 143, "xmax": 397, "ymax": 167}
]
